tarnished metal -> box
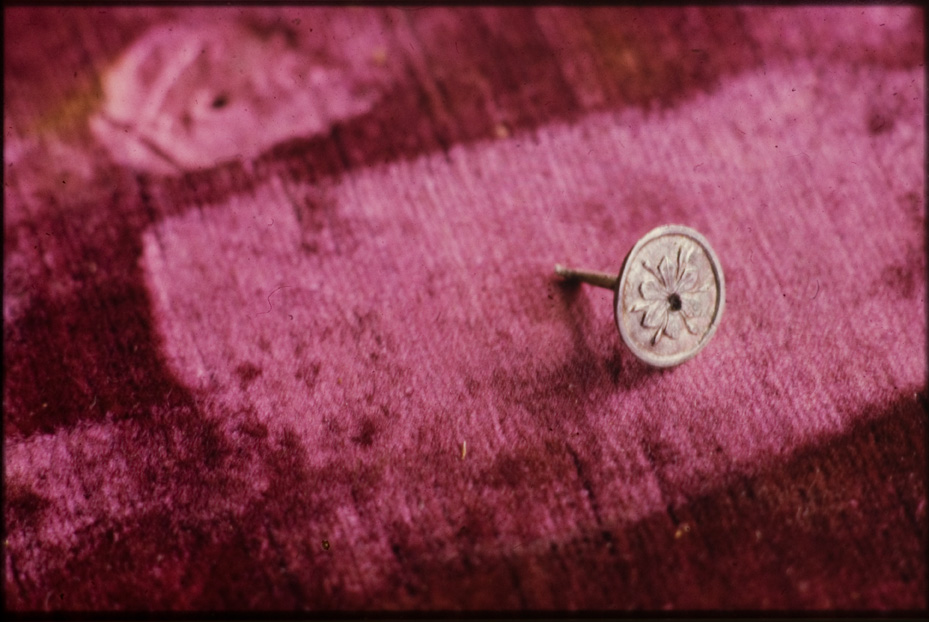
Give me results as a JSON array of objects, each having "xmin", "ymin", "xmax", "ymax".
[{"xmin": 556, "ymin": 224, "xmax": 725, "ymax": 367}]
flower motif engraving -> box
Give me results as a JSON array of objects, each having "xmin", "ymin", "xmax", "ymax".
[{"xmin": 629, "ymin": 243, "xmax": 710, "ymax": 345}]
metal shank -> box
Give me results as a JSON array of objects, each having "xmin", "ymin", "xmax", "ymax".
[{"xmin": 554, "ymin": 264, "xmax": 618, "ymax": 291}]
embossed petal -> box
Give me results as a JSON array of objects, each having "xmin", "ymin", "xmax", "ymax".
[
  {"xmin": 664, "ymin": 314, "xmax": 682, "ymax": 339},
  {"xmin": 677, "ymin": 267, "xmax": 698, "ymax": 293},
  {"xmin": 640, "ymin": 279, "xmax": 666, "ymax": 301},
  {"xmin": 680, "ymin": 292, "xmax": 703, "ymax": 318},
  {"xmin": 631, "ymin": 240, "xmax": 711, "ymax": 346},
  {"xmin": 658, "ymin": 256, "xmax": 676, "ymax": 289},
  {"xmin": 642, "ymin": 301, "xmax": 667, "ymax": 329}
]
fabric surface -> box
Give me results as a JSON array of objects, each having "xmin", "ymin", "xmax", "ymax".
[{"xmin": 3, "ymin": 6, "xmax": 926, "ymax": 612}]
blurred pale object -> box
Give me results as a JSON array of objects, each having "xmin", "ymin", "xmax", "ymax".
[{"xmin": 91, "ymin": 20, "xmax": 388, "ymax": 175}]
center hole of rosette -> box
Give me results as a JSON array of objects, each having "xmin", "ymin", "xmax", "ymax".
[{"xmin": 667, "ymin": 293, "xmax": 682, "ymax": 312}]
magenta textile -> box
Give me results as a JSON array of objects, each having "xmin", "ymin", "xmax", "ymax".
[{"xmin": 3, "ymin": 6, "xmax": 927, "ymax": 612}]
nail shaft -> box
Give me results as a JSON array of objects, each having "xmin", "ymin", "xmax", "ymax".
[{"xmin": 554, "ymin": 264, "xmax": 618, "ymax": 290}]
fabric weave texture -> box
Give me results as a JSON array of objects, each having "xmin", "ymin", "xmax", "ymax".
[{"xmin": 3, "ymin": 6, "xmax": 926, "ymax": 611}]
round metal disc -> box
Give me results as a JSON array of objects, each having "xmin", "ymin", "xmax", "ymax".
[{"xmin": 614, "ymin": 224, "xmax": 725, "ymax": 367}]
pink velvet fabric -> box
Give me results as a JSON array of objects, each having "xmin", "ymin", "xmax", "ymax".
[{"xmin": 4, "ymin": 6, "xmax": 926, "ymax": 611}]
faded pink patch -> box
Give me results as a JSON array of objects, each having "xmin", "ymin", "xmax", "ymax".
[
  {"xmin": 131, "ymin": 61, "xmax": 924, "ymax": 554},
  {"xmin": 5, "ymin": 7, "xmax": 925, "ymax": 611}
]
